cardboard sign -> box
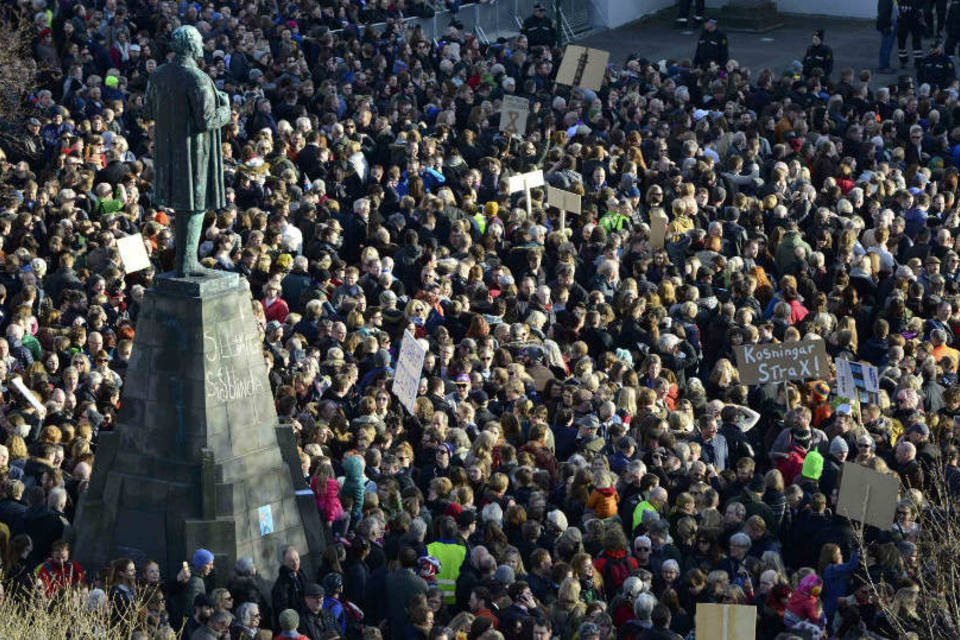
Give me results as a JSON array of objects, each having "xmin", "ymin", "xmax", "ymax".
[
  {"xmin": 546, "ymin": 186, "xmax": 582, "ymax": 232},
  {"xmin": 695, "ymin": 603, "xmax": 756, "ymax": 640},
  {"xmin": 649, "ymin": 207, "xmax": 669, "ymax": 249},
  {"xmin": 837, "ymin": 462, "xmax": 899, "ymax": 529},
  {"xmin": 556, "ymin": 45, "xmax": 610, "ymax": 92},
  {"xmin": 734, "ymin": 339, "xmax": 829, "ymax": 385},
  {"xmin": 117, "ymin": 233, "xmax": 152, "ymax": 273},
  {"xmin": 836, "ymin": 358, "xmax": 880, "ymax": 405},
  {"xmin": 499, "ymin": 95, "xmax": 529, "ymax": 135},
  {"xmin": 392, "ymin": 331, "xmax": 426, "ymax": 416}
]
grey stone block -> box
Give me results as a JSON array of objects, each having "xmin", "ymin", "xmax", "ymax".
[{"xmin": 74, "ymin": 282, "xmax": 324, "ymax": 584}]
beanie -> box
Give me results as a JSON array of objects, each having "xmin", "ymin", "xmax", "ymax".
[
  {"xmin": 279, "ymin": 608, "xmax": 300, "ymax": 631},
  {"xmin": 104, "ymin": 75, "xmax": 119, "ymax": 88},
  {"xmin": 829, "ymin": 436, "xmax": 849, "ymax": 456},
  {"xmin": 801, "ymin": 449, "xmax": 824, "ymax": 481},
  {"xmin": 812, "ymin": 381, "xmax": 830, "ymax": 402},
  {"xmin": 484, "ymin": 201, "xmax": 499, "ymax": 217},
  {"xmin": 192, "ymin": 548, "xmax": 215, "ymax": 570}
]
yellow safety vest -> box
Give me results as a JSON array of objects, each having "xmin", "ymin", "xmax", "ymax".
[{"xmin": 426, "ymin": 540, "xmax": 467, "ymax": 604}]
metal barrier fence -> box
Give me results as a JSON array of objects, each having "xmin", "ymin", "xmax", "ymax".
[{"xmin": 330, "ymin": 0, "xmax": 568, "ymax": 44}]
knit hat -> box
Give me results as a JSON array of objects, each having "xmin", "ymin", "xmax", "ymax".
[
  {"xmin": 812, "ymin": 381, "xmax": 830, "ymax": 402},
  {"xmin": 484, "ymin": 201, "xmax": 499, "ymax": 217},
  {"xmin": 801, "ymin": 450, "xmax": 824, "ymax": 480},
  {"xmin": 494, "ymin": 564, "xmax": 516, "ymax": 585},
  {"xmin": 829, "ymin": 436, "xmax": 849, "ymax": 456},
  {"xmin": 279, "ymin": 609, "xmax": 300, "ymax": 631},
  {"xmin": 547, "ymin": 509, "xmax": 569, "ymax": 531},
  {"xmin": 192, "ymin": 548, "xmax": 214, "ymax": 570}
]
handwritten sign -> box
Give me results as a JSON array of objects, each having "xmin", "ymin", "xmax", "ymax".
[
  {"xmin": 392, "ymin": 331, "xmax": 426, "ymax": 415},
  {"xmin": 203, "ymin": 329, "xmax": 261, "ymax": 363},
  {"xmin": 499, "ymin": 95, "xmax": 529, "ymax": 135},
  {"xmin": 734, "ymin": 340, "xmax": 829, "ymax": 385},
  {"xmin": 117, "ymin": 233, "xmax": 151, "ymax": 273}
]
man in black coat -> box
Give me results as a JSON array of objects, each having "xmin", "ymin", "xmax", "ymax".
[
  {"xmin": 0, "ymin": 478, "xmax": 28, "ymax": 528},
  {"xmin": 521, "ymin": 3, "xmax": 557, "ymax": 48},
  {"xmin": 12, "ymin": 487, "xmax": 69, "ymax": 569},
  {"xmin": 693, "ymin": 17, "xmax": 729, "ymax": 68},
  {"xmin": 271, "ymin": 546, "xmax": 308, "ymax": 630}
]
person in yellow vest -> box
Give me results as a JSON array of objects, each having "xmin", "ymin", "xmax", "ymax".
[
  {"xmin": 425, "ymin": 515, "xmax": 467, "ymax": 605},
  {"xmin": 472, "ymin": 201, "xmax": 498, "ymax": 235},
  {"xmin": 631, "ymin": 486, "xmax": 669, "ymax": 535}
]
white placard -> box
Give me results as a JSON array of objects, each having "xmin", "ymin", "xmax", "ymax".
[
  {"xmin": 117, "ymin": 233, "xmax": 151, "ymax": 273},
  {"xmin": 392, "ymin": 331, "xmax": 427, "ymax": 416},
  {"xmin": 11, "ymin": 376, "xmax": 45, "ymax": 414}
]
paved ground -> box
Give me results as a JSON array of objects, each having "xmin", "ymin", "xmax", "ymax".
[{"xmin": 578, "ymin": 13, "xmax": 908, "ymax": 82}]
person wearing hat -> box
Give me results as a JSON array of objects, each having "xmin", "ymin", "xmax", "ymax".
[
  {"xmin": 277, "ymin": 608, "xmax": 309, "ymax": 639},
  {"xmin": 193, "ymin": 608, "xmax": 234, "ymax": 640},
  {"xmin": 693, "ymin": 17, "xmax": 729, "ymax": 69},
  {"xmin": 802, "ymin": 30, "xmax": 834, "ymax": 79},
  {"xmin": 426, "ymin": 516, "xmax": 467, "ymax": 606},
  {"xmin": 820, "ymin": 435, "xmax": 849, "ymax": 498},
  {"xmin": 520, "ymin": 3, "xmax": 557, "ymax": 48},
  {"xmin": 919, "ymin": 40, "xmax": 956, "ymax": 88},
  {"xmin": 184, "ymin": 591, "xmax": 217, "ymax": 638},
  {"xmin": 176, "ymin": 548, "xmax": 215, "ymax": 629}
]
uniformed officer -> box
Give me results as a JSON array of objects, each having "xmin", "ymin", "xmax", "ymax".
[
  {"xmin": 802, "ymin": 29, "xmax": 834, "ymax": 79},
  {"xmin": 693, "ymin": 17, "xmax": 729, "ymax": 68},
  {"xmin": 898, "ymin": 0, "xmax": 926, "ymax": 67},
  {"xmin": 521, "ymin": 2, "xmax": 557, "ymax": 48},
  {"xmin": 918, "ymin": 42, "xmax": 956, "ymax": 87}
]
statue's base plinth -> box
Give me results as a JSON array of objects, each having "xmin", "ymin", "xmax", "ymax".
[{"xmin": 73, "ymin": 276, "xmax": 324, "ymax": 583}]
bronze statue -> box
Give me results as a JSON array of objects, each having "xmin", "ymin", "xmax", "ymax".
[{"xmin": 144, "ymin": 25, "xmax": 230, "ymax": 278}]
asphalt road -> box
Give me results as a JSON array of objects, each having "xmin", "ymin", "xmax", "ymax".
[{"xmin": 578, "ymin": 13, "xmax": 911, "ymax": 82}]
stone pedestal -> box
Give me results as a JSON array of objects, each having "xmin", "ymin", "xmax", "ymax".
[
  {"xmin": 720, "ymin": 0, "xmax": 783, "ymax": 33},
  {"xmin": 73, "ymin": 272, "xmax": 324, "ymax": 582}
]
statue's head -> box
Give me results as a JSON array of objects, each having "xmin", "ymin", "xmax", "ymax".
[{"xmin": 171, "ymin": 25, "xmax": 204, "ymax": 60}]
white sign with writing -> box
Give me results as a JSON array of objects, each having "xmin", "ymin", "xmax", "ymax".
[{"xmin": 392, "ymin": 331, "xmax": 427, "ymax": 415}]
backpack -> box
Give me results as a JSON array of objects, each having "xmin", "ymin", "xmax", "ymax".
[
  {"xmin": 600, "ymin": 554, "xmax": 634, "ymax": 592},
  {"xmin": 776, "ymin": 445, "xmax": 807, "ymax": 486}
]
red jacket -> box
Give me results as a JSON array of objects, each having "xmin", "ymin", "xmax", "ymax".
[{"xmin": 37, "ymin": 558, "xmax": 86, "ymax": 597}]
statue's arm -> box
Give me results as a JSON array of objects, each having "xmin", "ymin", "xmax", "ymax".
[{"xmin": 187, "ymin": 75, "xmax": 231, "ymax": 133}]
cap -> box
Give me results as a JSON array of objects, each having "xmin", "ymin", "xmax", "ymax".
[
  {"xmin": 578, "ymin": 622, "xmax": 601, "ymax": 638},
  {"xmin": 455, "ymin": 373, "xmax": 471, "ymax": 384},
  {"xmin": 279, "ymin": 609, "xmax": 300, "ymax": 631},
  {"xmin": 547, "ymin": 509, "xmax": 569, "ymax": 531},
  {"xmin": 624, "ymin": 186, "xmax": 641, "ymax": 198},
  {"xmin": 192, "ymin": 548, "xmax": 215, "ymax": 570},
  {"xmin": 26, "ymin": 117, "xmax": 40, "ymax": 127},
  {"xmin": 706, "ymin": 16, "xmax": 718, "ymax": 24},
  {"xmin": 577, "ymin": 414, "xmax": 600, "ymax": 430},
  {"xmin": 194, "ymin": 593, "xmax": 216, "ymax": 608},
  {"xmin": 896, "ymin": 265, "xmax": 915, "ymax": 280},
  {"xmin": 908, "ymin": 422, "xmax": 930, "ymax": 437},
  {"xmin": 304, "ymin": 583, "xmax": 325, "ymax": 597},
  {"xmin": 829, "ymin": 436, "xmax": 849, "ymax": 456},
  {"xmin": 468, "ymin": 389, "xmax": 489, "ymax": 404},
  {"xmin": 835, "ymin": 403, "xmax": 852, "ymax": 416},
  {"xmin": 266, "ymin": 319, "xmax": 282, "ymax": 332}
]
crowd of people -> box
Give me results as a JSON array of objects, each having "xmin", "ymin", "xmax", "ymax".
[{"xmin": 0, "ymin": 0, "xmax": 958, "ymax": 639}]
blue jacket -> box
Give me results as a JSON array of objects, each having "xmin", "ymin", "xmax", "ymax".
[{"xmin": 822, "ymin": 551, "xmax": 860, "ymax": 622}]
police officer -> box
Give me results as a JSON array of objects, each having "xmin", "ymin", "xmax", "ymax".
[
  {"xmin": 898, "ymin": 0, "xmax": 926, "ymax": 67},
  {"xmin": 693, "ymin": 17, "xmax": 729, "ymax": 68},
  {"xmin": 675, "ymin": 0, "xmax": 705, "ymax": 30},
  {"xmin": 918, "ymin": 42, "xmax": 956, "ymax": 87},
  {"xmin": 521, "ymin": 2, "xmax": 557, "ymax": 48},
  {"xmin": 802, "ymin": 29, "xmax": 834, "ymax": 79}
]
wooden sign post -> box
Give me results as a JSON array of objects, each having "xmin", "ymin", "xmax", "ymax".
[
  {"xmin": 507, "ymin": 170, "xmax": 545, "ymax": 218},
  {"xmin": 546, "ymin": 185, "xmax": 581, "ymax": 232}
]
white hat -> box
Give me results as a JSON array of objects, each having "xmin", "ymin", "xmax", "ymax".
[{"xmin": 547, "ymin": 509, "xmax": 568, "ymax": 531}]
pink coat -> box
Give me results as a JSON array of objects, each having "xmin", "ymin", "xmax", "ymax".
[{"xmin": 312, "ymin": 477, "xmax": 345, "ymax": 523}]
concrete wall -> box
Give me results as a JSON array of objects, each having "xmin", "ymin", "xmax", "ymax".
[{"xmin": 588, "ymin": 0, "xmax": 876, "ymax": 30}]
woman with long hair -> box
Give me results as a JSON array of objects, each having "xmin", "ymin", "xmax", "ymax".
[{"xmin": 108, "ymin": 556, "xmax": 138, "ymax": 627}]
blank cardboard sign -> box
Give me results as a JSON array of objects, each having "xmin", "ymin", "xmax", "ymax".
[
  {"xmin": 837, "ymin": 462, "xmax": 899, "ymax": 529},
  {"xmin": 117, "ymin": 233, "xmax": 152, "ymax": 273},
  {"xmin": 695, "ymin": 603, "xmax": 756, "ymax": 640}
]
